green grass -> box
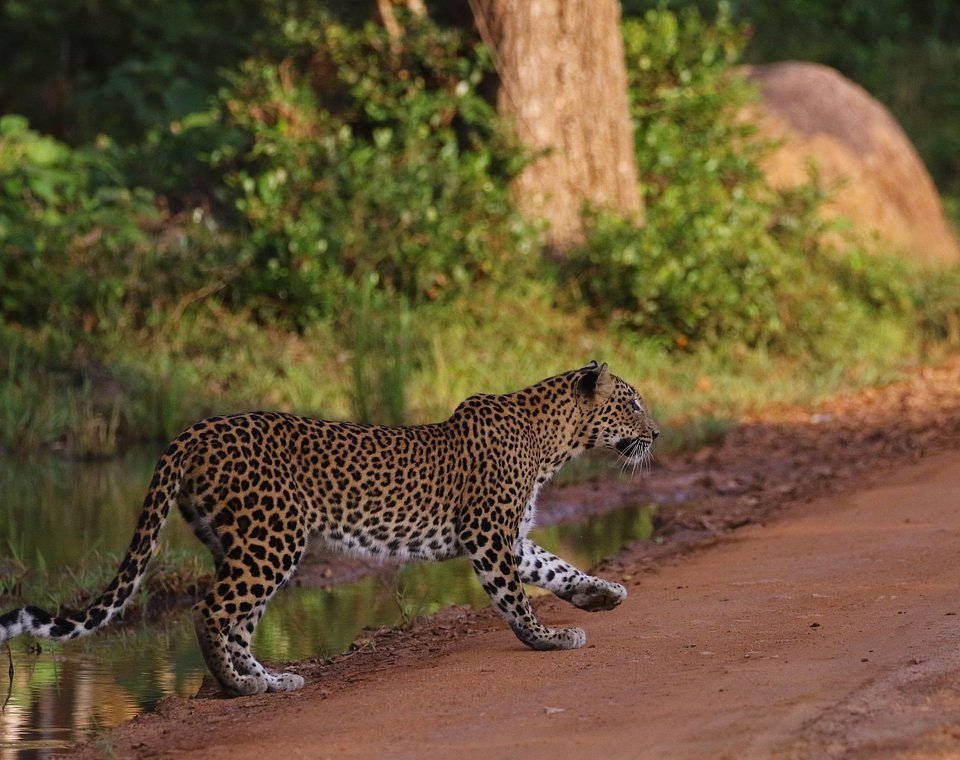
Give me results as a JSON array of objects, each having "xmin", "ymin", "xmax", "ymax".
[{"xmin": 0, "ymin": 266, "xmax": 954, "ymax": 459}]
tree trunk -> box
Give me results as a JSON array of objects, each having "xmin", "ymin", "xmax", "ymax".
[
  {"xmin": 376, "ymin": 0, "xmax": 427, "ymax": 43},
  {"xmin": 470, "ymin": 0, "xmax": 643, "ymax": 250}
]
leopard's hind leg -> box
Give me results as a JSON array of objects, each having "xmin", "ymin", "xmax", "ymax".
[
  {"xmin": 193, "ymin": 559, "xmax": 304, "ymax": 695},
  {"xmin": 225, "ymin": 603, "xmax": 303, "ymax": 692},
  {"xmin": 181, "ymin": 443, "xmax": 307, "ymax": 694}
]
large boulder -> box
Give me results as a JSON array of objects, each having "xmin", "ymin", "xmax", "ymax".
[{"xmin": 743, "ymin": 61, "xmax": 959, "ymax": 265}]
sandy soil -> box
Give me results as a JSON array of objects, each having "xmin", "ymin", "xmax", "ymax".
[{"xmin": 69, "ymin": 359, "xmax": 960, "ymax": 760}]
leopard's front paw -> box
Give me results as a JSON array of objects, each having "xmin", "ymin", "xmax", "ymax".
[{"xmin": 569, "ymin": 580, "xmax": 627, "ymax": 612}]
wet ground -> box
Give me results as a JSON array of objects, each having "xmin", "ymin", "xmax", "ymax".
[{"xmin": 59, "ymin": 356, "xmax": 960, "ymax": 759}]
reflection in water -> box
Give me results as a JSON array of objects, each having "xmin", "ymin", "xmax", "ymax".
[
  {"xmin": 2, "ymin": 629, "xmax": 206, "ymax": 758},
  {"xmin": 0, "ymin": 452, "xmax": 654, "ymax": 757}
]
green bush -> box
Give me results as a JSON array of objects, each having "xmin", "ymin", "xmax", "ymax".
[
  {"xmin": 0, "ymin": 115, "xmax": 158, "ymax": 325},
  {"xmin": 563, "ymin": 6, "xmax": 800, "ymax": 347},
  {"xmin": 561, "ymin": 5, "xmax": 957, "ymax": 353},
  {"xmin": 218, "ymin": 14, "xmax": 537, "ymax": 324},
  {"xmin": 0, "ymin": 0, "xmax": 270, "ymax": 147},
  {"xmin": 0, "ymin": 114, "xmax": 241, "ymax": 330}
]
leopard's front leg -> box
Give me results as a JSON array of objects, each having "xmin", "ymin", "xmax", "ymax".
[
  {"xmin": 460, "ymin": 525, "xmax": 585, "ymax": 650},
  {"xmin": 516, "ymin": 537, "xmax": 626, "ymax": 612}
]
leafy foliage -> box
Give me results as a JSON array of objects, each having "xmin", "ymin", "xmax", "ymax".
[
  {"xmin": 562, "ymin": 5, "xmax": 955, "ymax": 352},
  {"xmin": 0, "ymin": 115, "xmax": 156, "ymax": 324},
  {"xmin": 218, "ymin": 14, "xmax": 536, "ymax": 324},
  {"xmin": 562, "ymin": 7, "xmax": 791, "ymax": 347},
  {"xmin": 0, "ymin": 113, "xmax": 238, "ymax": 329},
  {"xmin": 0, "ymin": 0, "xmax": 271, "ymax": 147}
]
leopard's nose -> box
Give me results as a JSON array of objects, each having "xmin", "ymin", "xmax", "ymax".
[{"xmin": 652, "ymin": 429, "xmax": 660, "ymax": 440}]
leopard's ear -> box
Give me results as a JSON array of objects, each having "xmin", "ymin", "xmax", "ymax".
[{"xmin": 578, "ymin": 361, "xmax": 612, "ymax": 400}]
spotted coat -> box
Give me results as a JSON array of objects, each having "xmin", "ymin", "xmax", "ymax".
[{"xmin": 0, "ymin": 362, "xmax": 658, "ymax": 695}]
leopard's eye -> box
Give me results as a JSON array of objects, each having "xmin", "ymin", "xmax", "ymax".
[{"xmin": 630, "ymin": 399, "xmax": 643, "ymax": 413}]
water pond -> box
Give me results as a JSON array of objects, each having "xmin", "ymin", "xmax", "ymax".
[{"xmin": 0, "ymin": 450, "xmax": 655, "ymax": 758}]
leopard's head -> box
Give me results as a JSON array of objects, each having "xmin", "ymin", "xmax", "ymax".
[{"xmin": 576, "ymin": 361, "xmax": 659, "ymax": 469}]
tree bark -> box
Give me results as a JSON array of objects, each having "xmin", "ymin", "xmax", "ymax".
[
  {"xmin": 376, "ymin": 0, "xmax": 427, "ymax": 43},
  {"xmin": 470, "ymin": 0, "xmax": 643, "ymax": 250}
]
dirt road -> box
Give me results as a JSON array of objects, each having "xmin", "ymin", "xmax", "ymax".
[{"xmin": 71, "ymin": 363, "xmax": 960, "ymax": 760}]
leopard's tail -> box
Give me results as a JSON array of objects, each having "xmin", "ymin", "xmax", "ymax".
[{"xmin": 0, "ymin": 437, "xmax": 193, "ymax": 647}]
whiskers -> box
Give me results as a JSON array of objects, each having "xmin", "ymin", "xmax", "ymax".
[
  {"xmin": 616, "ymin": 438, "xmax": 654, "ymax": 478},
  {"xmin": 593, "ymin": 423, "xmax": 656, "ymax": 478}
]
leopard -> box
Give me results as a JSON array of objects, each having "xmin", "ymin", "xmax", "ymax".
[{"xmin": 0, "ymin": 361, "xmax": 658, "ymax": 696}]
